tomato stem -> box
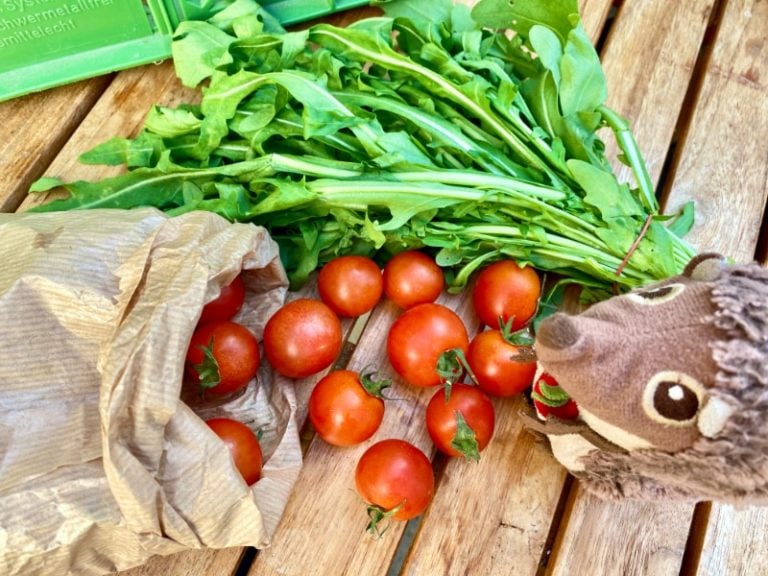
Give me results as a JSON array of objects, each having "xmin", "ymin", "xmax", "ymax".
[
  {"xmin": 360, "ymin": 371, "xmax": 392, "ymax": 399},
  {"xmin": 364, "ymin": 501, "xmax": 404, "ymax": 538},
  {"xmin": 499, "ymin": 316, "xmax": 536, "ymax": 347},
  {"xmin": 437, "ymin": 348, "xmax": 476, "ymax": 400},
  {"xmin": 532, "ymin": 380, "xmax": 572, "ymax": 408},
  {"xmin": 451, "ymin": 410, "xmax": 481, "ymax": 462},
  {"xmin": 194, "ymin": 337, "xmax": 222, "ymax": 391}
]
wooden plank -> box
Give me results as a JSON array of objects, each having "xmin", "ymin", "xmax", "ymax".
[
  {"xmin": 545, "ymin": 2, "xmax": 724, "ymax": 574},
  {"xmin": 552, "ymin": 0, "xmax": 768, "ymax": 573},
  {"xmin": 402, "ymin": 396, "xmax": 568, "ymax": 576},
  {"xmin": 663, "ymin": 0, "xmax": 768, "ymax": 573},
  {"xmin": 0, "ymin": 77, "xmax": 110, "ymax": 212},
  {"xmin": 695, "ymin": 505, "xmax": 768, "ymax": 576},
  {"xmin": 113, "ymin": 547, "xmax": 244, "ymax": 576},
  {"xmin": 399, "ymin": 4, "xmax": 612, "ymax": 574},
  {"xmin": 18, "ymin": 60, "xmax": 198, "ymax": 212},
  {"xmin": 663, "ymin": 0, "xmax": 768, "ymax": 261},
  {"xmin": 248, "ymin": 291, "xmax": 480, "ymax": 576},
  {"xmin": 579, "ymin": 0, "xmax": 614, "ymax": 41},
  {"xmin": 600, "ymin": 0, "xmax": 717, "ymax": 187},
  {"xmin": 550, "ymin": 485, "xmax": 690, "ymax": 576},
  {"xmin": 548, "ymin": 497, "xmax": 693, "ymax": 576}
]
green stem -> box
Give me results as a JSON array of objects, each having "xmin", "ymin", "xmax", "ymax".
[
  {"xmin": 269, "ymin": 153, "xmax": 364, "ymax": 179},
  {"xmin": 387, "ymin": 170, "xmax": 567, "ymax": 201},
  {"xmin": 599, "ymin": 105, "xmax": 658, "ymax": 213},
  {"xmin": 433, "ymin": 223, "xmax": 629, "ymax": 269}
]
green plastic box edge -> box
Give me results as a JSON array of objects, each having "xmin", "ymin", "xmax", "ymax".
[{"xmin": 0, "ymin": 0, "xmax": 369, "ymax": 102}]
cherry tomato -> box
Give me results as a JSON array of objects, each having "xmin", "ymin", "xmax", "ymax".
[
  {"xmin": 466, "ymin": 329, "xmax": 537, "ymax": 397},
  {"xmin": 206, "ymin": 418, "xmax": 263, "ymax": 485},
  {"xmin": 318, "ymin": 255, "xmax": 383, "ymax": 317},
  {"xmin": 355, "ymin": 439, "xmax": 434, "ymax": 531},
  {"xmin": 263, "ymin": 298, "xmax": 342, "ymax": 378},
  {"xmin": 186, "ymin": 320, "xmax": 260, "ymax": 395},
  {"xmin": 199, "ymin": 274, "xmax": 246, "ymax": 324},
  {"xmin": 532, "ymin": 372, "xmax": 579, "ymax": 420},
  {"xmin": 383, "ymin": 250, "xmax": 444, "ymax": 309},
  {"xmin": 386, "ymin": 303, "xmax": 469, "ymax": 387},
  {"xmin": 308, "ymin": 370, "xmax": 388, "ymax": 446},
  {"xmin": 426, "ymin": 384, "xmax": 495, "ymax": 460},
  {"xmin": 472, "ymin": 260, "xmax": 541, "ymax": 329}
]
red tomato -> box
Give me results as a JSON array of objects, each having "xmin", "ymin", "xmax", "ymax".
[
  {"xmin": 317, "ymin": 255, "xmax": 383, "ymax": 317},
  {"xmin": 466, "ymin": 329, "xmax": 537, "ymax": 397},
  {"xmin": 472, "ymin": 260, "xmax": 541, "ymax": 329},
  {"xmin": 308, "ymin": 370, "xmax": 387, "ymax": 446},
  {"xmin": 263, "ymin": 298, "xmax": 342, "ymax": 378},
  {"xmin": 199, "ymin": 274, "xmax": 245, "ymax": 324},
  {"xmin": 386, "ymin": 303, "xmax": 469, "ymax": 387},
  {"xmin": 383, "ymin": 250, "xmax": 444, "ymax": 309},
  {"xmin": 532, "ymin": 372, "xmax": 579, "ymax": 420},
  {"xmin": 355, "ymin": 439, "xmax": 434, "ymax": 530},
  {"xmin": 426, "ymin": 384, "xmax": 495, "ymax": 460},
  {"xmin": 206, "ymin": 418, "xmax": 263, "ymax": 485},
  {"xmin": 186, "ymin": 320, "xmax": 260, "ymax": 395}
]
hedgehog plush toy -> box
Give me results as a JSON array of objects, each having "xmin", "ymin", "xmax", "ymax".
[{"xmin": 529, "ymin": 253, "xmax": 768, "ymax": 504}]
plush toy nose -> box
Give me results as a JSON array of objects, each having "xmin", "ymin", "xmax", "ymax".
[{"xmin": 536, "ymin": 313, "xmax": 580, "ymax": 350}]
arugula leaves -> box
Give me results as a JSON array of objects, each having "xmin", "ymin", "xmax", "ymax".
[{"xmin": 30, "ymin": 0, "xmax": 695, "ymax": 296}]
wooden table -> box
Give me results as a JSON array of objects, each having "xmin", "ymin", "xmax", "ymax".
[{"xmin": 2, "ymin": 1, "xmax": 767, "ymax": 574}]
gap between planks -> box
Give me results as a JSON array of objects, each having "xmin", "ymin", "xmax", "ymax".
[
  {"xmin": 655, "ymin": 0, "xmax": 730, "ymax": 215},
  {"xmin": 1, "ymin": 75, "xmax": 113, "ymax": 213}
]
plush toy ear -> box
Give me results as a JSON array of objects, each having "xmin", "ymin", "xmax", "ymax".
[{"xmin": 683, "ymin": 252, "xmax": 726, "ymax": 281}]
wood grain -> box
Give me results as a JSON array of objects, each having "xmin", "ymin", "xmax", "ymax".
[
  {"xmin": 402, "ymin": 396, "xmax": 568, "ymax": 576},
  {"xmin": 600, "ymin": 0, "xmax": 717, "ymax": 187},
  {"xmin": 3, "ymin": 1, "xmax": 766, "ymax": 575},
  {"xmin": 579, "ymin": 0, "xmax": 614, "ymax": 40},
  {"xmin": 549, "ymin": 485, "xmax": 691, "ymax": 576},
  {"xmin": 18, "ymin": 61, "xmax": 198, "ymax": 211},
  {"xmin": 663, "ymin": 0, "xmax": 768, "ymax": 261},
  {"xmin": 0, "ymin": 77, "xmax": 110, "ymax": 212},
  {"xmin": 112, "ymin": 547, "xmax": 244, "ymax": 576},
  {"xmin": 695, "ymin": 505, "xmax": 768, "ymax": 576}
]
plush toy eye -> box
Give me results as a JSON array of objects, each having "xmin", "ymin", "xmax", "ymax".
[
  {"xmin": 627, "ymin": 282, "xmax": 685, "ymax": 305},
  {"xmin": 642, "ymin": 371, "xmax": 705, "ymax": 426}
]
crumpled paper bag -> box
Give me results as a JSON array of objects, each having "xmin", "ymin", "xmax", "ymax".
[{"xmin": 0, "ymin": 208, "xmax": 302, "ymax": 576}]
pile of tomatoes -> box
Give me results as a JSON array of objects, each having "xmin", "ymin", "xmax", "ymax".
[
  {"xmin": 284, "ymin": 251, "xmax": 544, "ymax": 533},
  {"xmin": 184, "ymin": 274, "xmax": 264, "ymax": 486},
  {"xmin": 184, "ymin": 250, "xmax": 571, "ymax": 532}
]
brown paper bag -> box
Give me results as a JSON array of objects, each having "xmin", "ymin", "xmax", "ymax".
[{"xmin": 0, "ymin": 208, "xmax": 302, "ymax": 576}]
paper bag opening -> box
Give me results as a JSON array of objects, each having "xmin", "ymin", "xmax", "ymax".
[{"xmin": 0, "ymin": 208, "xmax": 302, "ymax": 576}]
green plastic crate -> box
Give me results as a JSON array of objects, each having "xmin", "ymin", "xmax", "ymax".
[{"xmin": 0, "ymin": 0, "xmax": 368, "ymax": 102}]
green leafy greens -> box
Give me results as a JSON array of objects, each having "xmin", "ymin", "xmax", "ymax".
[{"xmin": 30, "ymin": 0, "xmax": 695, "ymax": 297}]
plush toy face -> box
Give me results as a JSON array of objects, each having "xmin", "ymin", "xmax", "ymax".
[
  {"xmin": 530, "ymin": 254, "xmax": 768, "ymax": 503},
  {"xmin": 535, "ymin": 254, "xmax": 730, "ymax": 453}
]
